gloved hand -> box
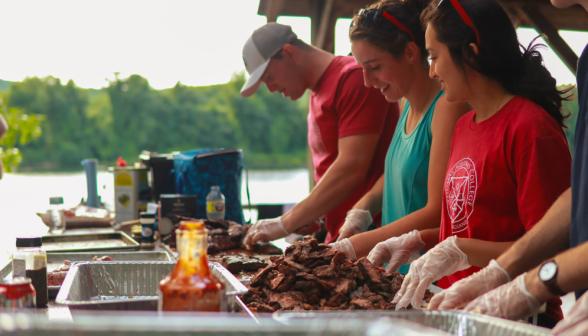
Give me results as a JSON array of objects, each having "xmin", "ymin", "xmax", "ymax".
[
  {"xmin": 428, "ymin": 259, "xmax": 511, "ymax": 310},
  {"xmin": 243, "ymin": 217, "xmax": 289, "ymax": 247},
  {"xmin": 337, "ymin": 209, "xmax": 373, "ymax": 241},
  {"xmin": 330, "ymin": 238, "xmax": 357, "ymax": 260},
  {"xmin": 367, "ymin": 230, "xmax": 425, "ymax": 273},
  {"xmin": 464, "ymin": 273, "xmax": 542, "ymax": 321},
  {"xmin": 393, "ymin": 236, "xmax": 469, "ymax": 310},
  {"xmin": 554, "ymin": 291, "xmax": 588, "ymax": 335}
]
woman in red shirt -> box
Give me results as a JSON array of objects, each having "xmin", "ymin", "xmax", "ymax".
[{"xmin": 391, "ymin": 0, "xmax": 572, "ymax": 328}]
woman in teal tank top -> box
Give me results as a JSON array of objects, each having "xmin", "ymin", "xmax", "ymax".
[{"xmin": 331, "ymin": 0, "xmax": 471, "ymax": 273}]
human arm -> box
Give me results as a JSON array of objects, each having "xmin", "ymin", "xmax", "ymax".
[
  {"xmin": 348, "ymin": 97, "xmax": 470, "ymax": 257},
  {"xmin": 337, "ymin": 175, "xmax": 384, "ymax": 241},
  {"xmin": 244, "ymin": 133, "xmax": 381, "ymax": 246}
]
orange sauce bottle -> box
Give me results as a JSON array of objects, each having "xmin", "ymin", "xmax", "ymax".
[{"xmin": 158, "ymin": 220, "xmax": 226, "ymax": 311}]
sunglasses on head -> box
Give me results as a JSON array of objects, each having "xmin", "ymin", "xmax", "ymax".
[
  {"xmin": 437, "ymin": 0, "xmax": 481, "ymax": 46},
  {"xmin": 350, "ymin": 8, "xmax": 415, "ymax": 43}
]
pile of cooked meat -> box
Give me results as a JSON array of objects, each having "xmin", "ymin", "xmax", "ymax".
[
  {"xmin": 170, "ymin": 217, "xmax": 283, "ymax": 255},
  {"xmin": 209, "ymin": 253, "xmax": 268, "ymax": 274},
  {"xmin": 47, "ymin": 256, "xmax": 114, "ymax": 286},
  {"xmin": 241, "ymin": 237, "xmax": 432, "ymax": 312}
]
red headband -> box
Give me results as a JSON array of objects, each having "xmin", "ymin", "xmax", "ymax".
[
  {"xmin": 382, "ymin": 11, "xmax": 416, "ymax": 43},
  {"xmin": 447, "ymin": 0, "xmax": 481, "ymax": 46}
]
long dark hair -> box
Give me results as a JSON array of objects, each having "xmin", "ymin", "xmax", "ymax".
[
  {"xmin": 350, "ymin": 0, "xmax": 431, "ymax": 63},
  {"xmin": 422, "ymin": 0, "xmax": 571, "ymax": 127}
]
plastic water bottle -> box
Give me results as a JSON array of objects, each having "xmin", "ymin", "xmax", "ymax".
[
  {"xmin": 206, "ymin": 186, "xmax": 225, "ymax": 220},
  {"xmin": 48, "ymin": 197, "xmax": 66, "ymax": 234}
]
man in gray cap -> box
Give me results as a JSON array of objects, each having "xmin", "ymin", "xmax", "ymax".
[{"xmin": 242, "ymin": 23, "xmax": 399, "ymax": 245}]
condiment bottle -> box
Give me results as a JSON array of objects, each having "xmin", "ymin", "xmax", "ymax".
[
  {"xmin": 158, "ymin": 221, "xmax": 226, "ymax": 311},
  {"xmin": 140, "ymin": 212, "xmax": 156, "ymax": 250},
  {"xmin": 12, "ymin": 237, "xmax": 48, "ymax": 308},
  {"xmin": 206, "ymin": 186, "xmax": 225, "ymax": 220}
]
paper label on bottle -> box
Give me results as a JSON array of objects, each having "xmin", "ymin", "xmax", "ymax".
[
  {"xmin": 12, "ymin": 259, "xmax": 25, "ymax": 278},
  {"xmin": 34, "ymin": 255, "xmax": 46, "ymax": 270},
  {"xmin": 207, "ymin": 201, "xmax": 225, "ymax": 213}
]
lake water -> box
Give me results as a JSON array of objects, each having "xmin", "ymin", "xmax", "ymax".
[{"xmin": 0, "ymin": 169, "xmax": 310, "ymax": 266}]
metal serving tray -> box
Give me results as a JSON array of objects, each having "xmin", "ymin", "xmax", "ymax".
[
  {"xmin": 0, "ymin": 251, "xmax": 172, "ymax": 299},
  {"xmin": 56, "ymin": 261, "xmax": 251, "ymax": 315},
  {"xmin": 42, "ymin": 232, "xmax": 139, "ymax": 253},
  {"xmin": 273, "ymin": 311, "xmax": 551, "ymax": 336}
]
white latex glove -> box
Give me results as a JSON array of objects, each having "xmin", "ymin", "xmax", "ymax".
[
  {"xmin": 464, "ymin": 273, "xmax": 542, "ymax": 321},
  {"xmin": 554, "ymin": 291, "xmax": 588, "ymax": 336},
  {"xmin": 337, "ymin": 209, "xmax": 373, "ymax": 241},
  {"xmin": 330, "ymin": 238, "xmax": 357, "ymax": 260},
  {"xmin": 367, "ymin": 230, "xmax": 425, "ymax": 273},
  {"xmin": 393, "ymin": 236, "xmax": 470, "ymax": 310},
  {"xmin": 428, "ymin": 259, "xmax": 511, "ymax": 310},
  {"xmin": 243, "ymin": 217, "xmax": 289, "ymax": 247}
]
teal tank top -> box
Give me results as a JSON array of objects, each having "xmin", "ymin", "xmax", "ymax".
[{"xmin": 382, "ymin": 91, "xmax": 444, "ymax": 273}]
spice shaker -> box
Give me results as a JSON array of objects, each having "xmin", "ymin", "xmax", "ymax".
[
  {"xmin": 12, "ymin": 237, "xmax": 48, "ymax": 308},
  {"xmin": 140, "ymin": 212, "xmax": 156, "ymax": 250}
]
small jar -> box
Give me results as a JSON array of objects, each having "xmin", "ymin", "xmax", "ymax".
[
  {"xmin": 12, "ymin": 237, "xmax": 48, "ymax": 308},
  {"xmin": 140, "ymin": 212, "xmax": 156, "ymax": 250}
]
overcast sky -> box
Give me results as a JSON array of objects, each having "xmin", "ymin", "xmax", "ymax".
[{"xmin": 0, "ymin": 0, "xmax": 584, "ymax": 89}]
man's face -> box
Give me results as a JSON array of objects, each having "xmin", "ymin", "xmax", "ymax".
[{"xmin": 259, "ymin": 47, "xmax": 307, "ymax": 101}]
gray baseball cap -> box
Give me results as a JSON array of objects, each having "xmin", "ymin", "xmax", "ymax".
[{"xmin": 240, "ymin": 23, "xmax": 298, "ymax": 97}]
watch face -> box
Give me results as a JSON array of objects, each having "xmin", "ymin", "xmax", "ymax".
[{"xmin": 539, "ymin": 261, "xmax": 558, "ymax": 281}]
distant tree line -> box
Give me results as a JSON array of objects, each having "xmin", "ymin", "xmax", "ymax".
[
  {"xmin": 2, "ymin": 73, "xmax": 309, "ymax": 171},
  {"xmin": 0, "ymin": 75, "xmax": 580, "ymax": 172}
]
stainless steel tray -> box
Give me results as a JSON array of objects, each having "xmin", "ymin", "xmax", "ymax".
[
  {"xmin": 273, "ymin": 311, "xmax": 551, "ymax": 336},
  {"xmin": 56, "ymin": 261, "xmax": 251, "ymax": 315},
  {"xmin": 42, "ymin": 232, "xmax": 139, "ymax": 252},
  {"xmin": 0, "ymin": 252, "xmax": 173, "ymax": 300}
]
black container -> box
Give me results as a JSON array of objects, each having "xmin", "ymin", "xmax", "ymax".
[
  {"xmin": 139, "ymin": 152, "xmax": 178, "ymax": 202},
  {"xmin": 158, "ymin": 194, "xmax": 198, "ymax": 247}
]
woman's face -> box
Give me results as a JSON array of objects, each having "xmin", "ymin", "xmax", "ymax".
[
  {"xmin": 351, "ymin": 39, "xmax": 413, "ymax": 103},
  {"xmin": 425, "ymin": 24, "xmax": 472, "ymax": 102}
]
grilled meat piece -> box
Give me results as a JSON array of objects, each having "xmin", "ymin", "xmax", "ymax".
[{"xmin": 241, "ymin": 237, "xmax": 433, "ymax": 312}]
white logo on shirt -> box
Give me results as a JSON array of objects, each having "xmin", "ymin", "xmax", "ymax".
[{"xmin": 445, "ymin": 158, "xmax": 477, "ymax": 233}]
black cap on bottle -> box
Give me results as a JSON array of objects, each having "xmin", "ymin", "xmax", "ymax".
[
  {"xmin": 140, "ymin": 212, "xmax": 156, "ymax": 219},
  {"xmin": 16, "ymin": 237, "xmax": 43, "ymax": 248}
]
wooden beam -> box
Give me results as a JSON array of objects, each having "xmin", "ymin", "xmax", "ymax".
[
  {"xmin": 265, "ymin": 0, "xmax": 285, "ymax": 23},
  {"xmin": 519, "ymin": 5, "xmax": 578, "ymax": 74},
  {"xmin": 316, "ymin": 0, "xmax": 336, "ymax": 49}
]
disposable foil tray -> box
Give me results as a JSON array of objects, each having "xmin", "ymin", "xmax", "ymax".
[
  {"xmin": 273, "ymin": 310, "xmax": 551, "ymax": 336},
  {"xmin": 56, "ymin": 261, "xmax": 251, "ymax": 315},
  {"xmin": 42, "ymin": 232, "xmax": 139, "ymax": 253},
  {"xmin": 0, "ymin": 251, "xmax": 173, "ymax": 299}
]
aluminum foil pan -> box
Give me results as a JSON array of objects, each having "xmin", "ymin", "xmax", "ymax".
[
  {"xmin": 56, "ymin": 261, "xmax": 250, "ymax": 315},
  {"xmin": 273, "ymin": 310, "xmax": 550, "ymax": 336},
  {"xmin": 0, "ymin": 311, "xmax": 449, "ymax": 336}
]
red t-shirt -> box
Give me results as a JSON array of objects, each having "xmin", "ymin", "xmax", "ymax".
[
  {"xmin": 437, "ymin": 96, "xmax": 571, "ymax": 321},
  {"xmin": 308, "ymin": 56, "xmax": 399, "ymax": 243}
]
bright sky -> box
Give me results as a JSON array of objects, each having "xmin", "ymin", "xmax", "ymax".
[{"xmin": 0, "ymin": 0, "xmax": 585, "ymax": 89}]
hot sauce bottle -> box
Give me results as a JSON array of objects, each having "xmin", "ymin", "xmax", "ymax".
[{"xmin": 158, "ymin": 220, "xmax": 226, "ymax": 311}]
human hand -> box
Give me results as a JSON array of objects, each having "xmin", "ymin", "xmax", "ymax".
[
  {"xmin": 428, "ymin": 259, "xmax": 511, "ymax": 310},
  {"xmin": 553, "ymin": 290, "xmax": 588, "ymax": 335},
  {"xmin": 330, "ymin": 238, "xmax": 357, "ymax": 260},
  {"xmin": 367, "ymin": 230, "xmax": 425, "ymax": 273},
  {"xmin": 393, "ymin": 236, "xmax": 469, "ymax": 310},
  {"xmin": 243, "ymin": 217, "xmax": 289, "ymax": 247},
  {"xmin": 464, "ymin": 273, "xmax": 542, "ymax": 321},
  {"xmin": 337, "ymin": 209, "xmax": 372, "ymax": 241}
]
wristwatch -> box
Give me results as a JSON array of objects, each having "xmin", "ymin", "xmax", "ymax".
[{"xmin": 538, "ymin": 259, "xmax": 567, "ymax": 296}]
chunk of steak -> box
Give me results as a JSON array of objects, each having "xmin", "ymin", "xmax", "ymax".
[
  {"xmin": 312, "ymin": 265, "xmax": 335, "ymax": 278},
  {"xmin": 357, "ymin": 258, "xmax": 382, "ymax": 284},
  {"xmin": 334, "ymin": 278, "xmax": 356, "ymax": 295}
]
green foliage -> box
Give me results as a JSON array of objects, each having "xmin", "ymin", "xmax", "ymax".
[
  {"xmin": 0, "ymin": 95, "xmax": 44, "ymax": 172},
  {"xmin": 7, "ymin": 73, "xmax": 309, "ymax": 171}
]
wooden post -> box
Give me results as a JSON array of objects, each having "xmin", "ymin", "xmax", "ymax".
[{"xmin": 518, "ymin": 5, "xmax": 578, "ymax": 75}]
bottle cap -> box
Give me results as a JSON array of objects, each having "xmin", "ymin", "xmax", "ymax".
[
  {"xmin": 49, "ymin": 197, "xmax": 64, "ymax": 205},
  {"xmin": 140, "ymin": 212, "xmax": 156, "ymax": 219},
  {"xmin": 16, "ymin": 237, "xmax": 43, "ymax": 248}
]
